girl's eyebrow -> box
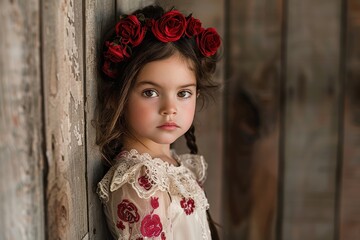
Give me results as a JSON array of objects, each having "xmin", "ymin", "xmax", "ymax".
[{"xmin": 136, "ymin": 80, "xmax": 197, "ymax": 88}]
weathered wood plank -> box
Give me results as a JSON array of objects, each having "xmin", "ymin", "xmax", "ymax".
[
  {"xmin": 223, "ymin": 0, "xmax": 282, "ymax": 239},
  {"xmin": 42, "ymin": 0, "xmax": 87, "ymax": 239},
  {"xmin": 85, "ymin": 0, "xmax": 116, "ymax": 239},
  {"xmin": 281, "ymin": 0, "xmax": 341, "ymax": 239},
  {"xmin": 340, "ymin": 0, "xmax": 360, "ymax": 239},
  {"xmin": 0, "ymin": 0, "xmax": 45, "ymax": 240},
  {"xmin": 116, "ymin": 0, "xmax": 155, "ymax": 14}
]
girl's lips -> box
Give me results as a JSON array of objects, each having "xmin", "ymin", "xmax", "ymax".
[{"xmin": 157, "ymin": 122, "xmax": 180, "ymax": 130}]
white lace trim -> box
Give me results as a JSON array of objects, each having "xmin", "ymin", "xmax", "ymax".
[{"xmin": 97, "ymin": 149, "xmax": 209, "ymax": 211}]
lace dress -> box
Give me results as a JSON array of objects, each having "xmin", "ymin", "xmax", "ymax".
[{"xmin": 97, "ymin": 149, "xmax": 212, "ymax": 240}]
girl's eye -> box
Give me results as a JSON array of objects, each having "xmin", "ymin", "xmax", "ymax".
[
  {"xmin": 142, "ymin": 90, "xmax": 159, "ymax": 98},
  {"xmin": 177, "ymin": 90, "xmax": 192, "ymax": 99}
]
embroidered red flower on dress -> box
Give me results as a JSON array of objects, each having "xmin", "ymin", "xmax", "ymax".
[
  {"xmin": 116, "ymin": 220, "xmax": 125, "ymax": 230},
  {"xmin": 180, "ymin": 197, "xmax": 195, "ymax": 215},
  {"xmin": 151, "ymin": 197, "xmax": 159, "ymax": 209},
  {"xmin": 117, "ymin": 199, "xmax": 140, "ymax": 223},
  {"xmin": 140, "ymin": 214, "xmax": 163, "ymax": 237},
  {"xmin": 138, "ymin": 175, "xmax": 152, "ymax": 190},
  {"xmin": 161, "ymin": 232, "xmax": 166, "ymax": 240}
]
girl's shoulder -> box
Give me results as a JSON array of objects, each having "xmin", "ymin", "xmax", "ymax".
[
  {"xmin": 175, "ymin": 151, "xmax": 208, "ymax": 186},
  {"xmin": 97, "ymin": 149, "xmax": 209, "ymax": 205}
]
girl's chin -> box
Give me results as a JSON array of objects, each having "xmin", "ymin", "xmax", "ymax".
[{"xmin": 153, "ymin": 136, "xmax": 182, "ymax": 145}]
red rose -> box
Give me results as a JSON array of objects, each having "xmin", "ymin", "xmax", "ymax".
[
  {"xmin": 151, "ymin": 197, "xmax": 159, "ymax": 209},
  {"xmin": 102, "ymin": 60, "xmax": 118, "ymax": 78},
  {"xmin": 152, "ymin": 10, "xmax": 187, "ymax": 42},
  {"xmin": 117, "ymin": 199, "xmax": 140, "ymax": 223},
  {"xmin": 116, "ymin": 15, "xmax": 146, "ymax": 46},
  {"xmin": 185, "ymin": 17, "xmax": 203, "ymax": 37},
  {"xmin": 138, "ymin": 175, "xmax": 152, "ymax": 190},
  {"xmin": 196, "ymin": 27, "xmax": 221, "ymax": 57},
  {"xmin": 105, "ymin": 41, "xmax": 130, "ymax": 63},
  {"xmin": 180, "ymin": 197, "xmax": 195, "ymax": 215},
  {"xmin": 140, "ymin": 214, "xmax": 163, "ymax": 237}
]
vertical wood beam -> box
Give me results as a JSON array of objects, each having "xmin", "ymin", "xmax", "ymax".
[
  {"xmin": 282, "ymin": 0, "xmax": 342, "ymax": 239},
  {"xmin": 85, "ymin": 0, "xmax": 116, "ymax": 239},
  {"xmin": 340, "ymin": 0, "xmax": 360, "ymax": 239},
  {"xmin": 42, "ymin": 0, "xmax": 87, "ymax": 239},
  {"xmin": 224, "ymin": 0, "xmax": 283, "ymax": 239},
  {"xmin": 116, "ymin": 0, "xmax": 155, "ymax": 14},
  {"xmin": 0, "ymin": 0, "xmax": 45, "ymax": 239}
]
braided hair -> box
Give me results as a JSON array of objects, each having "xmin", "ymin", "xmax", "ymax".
[{"xmin": 185, "ymin": 124, "xmax": 220, "ymax": 240}]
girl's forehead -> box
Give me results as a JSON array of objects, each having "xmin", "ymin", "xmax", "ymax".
[{"xmin": 134, "ymin": 54, "xmax": 197, "ymax": 86}]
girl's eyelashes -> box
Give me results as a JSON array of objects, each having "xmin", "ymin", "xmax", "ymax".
[
  {"xmin": 141, "ymin": 89, "xmax": 193, "ymax": 98},
  {"xmin": 177, "ymin": 90, "xmax": 193, "ymax": 99},
  {"xmin": 142, "ymin": 89, "xmax": 159, "ymax": 98}
]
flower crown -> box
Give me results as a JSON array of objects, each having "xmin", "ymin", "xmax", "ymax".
[{"xmin": 102, "ymin": 9, "xmax": 221, "ymax": 79}]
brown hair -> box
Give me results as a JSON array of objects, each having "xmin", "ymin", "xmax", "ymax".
[{"xmin": 95, "ymin": 5, "xmax": 220, "ymax": 239}]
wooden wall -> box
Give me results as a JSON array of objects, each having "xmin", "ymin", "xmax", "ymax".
[
  {"xmin": 0, "ymin": 1, "xmax": 45, "ymax": 239},
  {"xmin": 1, "ymin": 0, "xmax": 359, "ymax": 240},
  {"xmin": 223, "ymin": 0, "xmax": 360, "ymax": 240}
]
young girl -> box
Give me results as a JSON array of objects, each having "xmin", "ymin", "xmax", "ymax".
[{"xmin": 96, "ymin": 5, "xmax": 221, "ymax": 240}]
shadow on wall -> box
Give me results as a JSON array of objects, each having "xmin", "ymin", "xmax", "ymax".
[{"xmin": 225, "ymin": 58, "xmax": 280, "ymax": 240}]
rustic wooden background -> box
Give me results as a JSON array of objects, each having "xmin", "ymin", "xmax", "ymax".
[{"xmin": 0, "ymin": 0, "xmax": 359, "ymax": 240}]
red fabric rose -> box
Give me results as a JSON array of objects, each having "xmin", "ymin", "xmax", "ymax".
[
  {"xmin": 138, "ymin": 175, "xmax": 152, "ymax": 190},
  {"xmin": 140, "ymin": 214, "xmax": 163, "ymax": 237},
  {"xmin": 105, "ymin": 41, "xmax": 130, "ymax": 63},
  {"xmin": 180, "ymin": 197, "xmax": 195, "ymax": 215},
  {"xmin": 102, "ymin": 60, "xmax": 118, "ymax": 78},
  {"xmin": 117, "ymin": 199, "xmax": 140, "ymax": 223},
  {"xmin": 152, "ymin": 10, "xmax": 187, "ymax": 42},
  {"xmin": 151, "ymin": 197, "xmax": 159, "ymax": 209},
  {"xmin": 196, "ymin": 27, "xmax": 221, "ymax": 57},
  {"xmin": 185, "ymin": 17, "xmax": 203, "ymax": 37},
  {"xmin": 116, "ymin": 15, "xmax": 146, "ymax": 47}
]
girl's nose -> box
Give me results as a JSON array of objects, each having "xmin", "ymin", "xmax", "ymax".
[{"xmin": 160, "ymin": 98, "xmax": 177, "ymax": 116}]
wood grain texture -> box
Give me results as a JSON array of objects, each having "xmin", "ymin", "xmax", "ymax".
[
  {"xmin": 85, "ymin": 0, "xmax": 116, "ymax": 239},
  {"xmin": 224, "ymin": 0, "xmax": 282, "ymax": 239},
  {"xmin": 116, "ymin": 0, "xmax": 155, "ymax": 14},
  {"xmin": 340, "ymin": 0, "xmax": 360, "ymax": 239},
  {"xmin": 0, "ymin": 1, "xmax": 45, "ymax": 240},
  {"xmin": 282, "ymin": 0, "xmax": 341, "ymax": 239},
  {"xmin": 42, "ymin": 0, "xmax": 87, "ymax": 239}
]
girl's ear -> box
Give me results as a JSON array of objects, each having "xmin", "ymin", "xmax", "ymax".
[{"xmin": 196, "ymin": 90, "xmax": 200, "ymax": 98}]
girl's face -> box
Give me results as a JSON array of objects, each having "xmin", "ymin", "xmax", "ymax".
[{"xmin": 125, "ymin": 53, "xmax": 197, "ymax": 147}]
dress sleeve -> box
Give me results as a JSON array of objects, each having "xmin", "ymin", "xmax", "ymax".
[
  {"xmin": 107, "ymin": 182, "xmax": 172, "ymax": 240},
  {"xmin": 98, "ymin": 159, "xmax": 173, "ymax": 240}
]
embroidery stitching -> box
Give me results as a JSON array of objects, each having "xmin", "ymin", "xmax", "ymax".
[
  {"xmin": 117, "ymin": 199, "xmax": 140, "ymax": 223},
  {"xmin": 180, "ymin": 197, "xmax": 195, "ymax": 215}
]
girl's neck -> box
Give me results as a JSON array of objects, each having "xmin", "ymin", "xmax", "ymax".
[{"xmin": 122, "ymin": 136, "xmax": 172, "ymax": 160}]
